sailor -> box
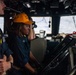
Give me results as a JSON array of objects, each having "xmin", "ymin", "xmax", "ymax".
[{"xmin": 7, "ymin": 13, "xmax": 41, "ymax": 75}]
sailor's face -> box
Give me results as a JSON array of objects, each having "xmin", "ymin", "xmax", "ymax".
[
  {"xmin": 0, "ymin": 0, "xmax": 6, "ymax": 15},
  {"xmin": 20, "ymin": 24, "xmax": 30, "ymax": 35}
]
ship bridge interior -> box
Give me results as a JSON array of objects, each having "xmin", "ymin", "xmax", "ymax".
[{"xmin": 1, "ymin": 0, "xmax": 76, "ymax": 75}]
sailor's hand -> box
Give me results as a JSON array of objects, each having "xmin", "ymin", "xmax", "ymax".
[
  {"xmin": 0, "ymin": 55, "xmax": 11, "ymax": 74},
  {"xmin": 2, "ymin": 61, "xmax": 11, "ymax": 72},
  {"xmin": 3, "ymin": 55, "xmax": 11, "ymax": 71}
]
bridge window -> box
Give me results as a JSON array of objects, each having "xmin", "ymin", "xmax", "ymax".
[
  {"xmin": 0, "ymin": 17, "xmax": 4, "ymax": 32},
  {"xmin": 59, "ymin": 16, "xmax": 76, "ymax": 34},
  {"xmin": 32, "ymin": 17, "xmax": 52, "ymax": 36}
]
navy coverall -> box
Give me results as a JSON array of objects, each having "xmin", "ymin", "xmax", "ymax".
[{"xmin": 7, "ymin": 34, "xmax": 31, "ymax": 75}]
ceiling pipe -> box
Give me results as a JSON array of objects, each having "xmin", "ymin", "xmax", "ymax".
[{"xmin": 4, "ymin": 7, "xmax": 21, "ymax": 13}]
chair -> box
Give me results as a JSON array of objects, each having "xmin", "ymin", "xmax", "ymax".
[{"xmin": 30, "ymin": 38, "xmax": 47, "ymax": 62}]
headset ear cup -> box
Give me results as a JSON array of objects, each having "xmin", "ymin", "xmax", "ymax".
[{"xmin": 32, "ymin": 21, "xmax": 37, "ymax": 29}]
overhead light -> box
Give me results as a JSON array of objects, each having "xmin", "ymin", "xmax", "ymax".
[
  {"xmin": 65, "ymin": 6, "xmax": 69, "ymax": 9},
  {"xmin": 63, "ymin": 0, "xmax": 73, "ymax": 9},
  {"xmin": 23, "ymin": 2, "xmax": 31, "ymax": 8},
  {"xmin": 64, "ymin": 1, "xmax": 71, "ymax": 9}
]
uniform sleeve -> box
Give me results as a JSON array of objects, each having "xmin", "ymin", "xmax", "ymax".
[{"xmin": 2, "ymin": 42, "xmax": 13, "ymax": 57}]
